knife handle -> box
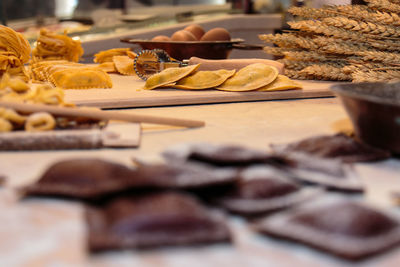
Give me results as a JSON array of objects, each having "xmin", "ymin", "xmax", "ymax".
[{"xmin": 188, "ymin": 57, "xmax": 284, "ymax": 74}]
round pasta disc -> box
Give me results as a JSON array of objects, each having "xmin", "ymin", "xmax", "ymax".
[
  {"xmin": 94, "ymin": 48, "xmax": 132, "ymax": 63},
  {"xmin": 113, "ymin": 55, "xmax": 136, "ymax": 76},
  {"xmin": 173, "ymin": 69, "xmax": 236, "ymax": 90},
  {"xmin": 216, "ymin": 63, "xmax": 279, "ymax": 92},
  {"xmin": 97, "ymin": 62, "xmax": 117, "ymax": 73},
  {"xmin": 257, "ymin": 75, "xmax": 303, "ymax": 91},
  {"xmin": 143, "ymin": 64, "xmax": 200, "ymax": 90}
]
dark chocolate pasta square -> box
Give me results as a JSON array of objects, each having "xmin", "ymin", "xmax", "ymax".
[
  {"xmin": 254, "ymin": 196, "xmax": 400, "ymax": 260},
  {"xmin": 275, "ymin": 152, "xmax": 364, "ymax": 192},
  {"xmin": 85, "ymin": 191, "xmax": 231, "ymax": 252},
  {"xmin": 162, "ymin": 142, "xmax": 274, "ymax": 167},
  {"xmin": 21, "ymin": 158, "xmax": 139, "ymax": 199},
  {"xmin": 270, "ymin": 133, "xmax": 391, "ymax": 163},
  {"xmin": 21, "ymin": 158, "xmax": 239, "ymax": 200},
  {"xmin": 214, "ymin": 165, "xmax": 323, "ymax": 216}
]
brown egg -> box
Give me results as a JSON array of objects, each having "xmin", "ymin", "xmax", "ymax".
[
  {"xmin": 200, "ymin": 28, "xmax": 231, "ymax": 42},
  {"xmin": 171, "ymin": 30, "xmax": 197, "ymax": 41},
  {"xmin": 184, "ymin": 24, "xmax": 205, "ymax": 41},
  {"xmin": 151, "ymin": 35, "xmax": 171, "ymax": 42}
]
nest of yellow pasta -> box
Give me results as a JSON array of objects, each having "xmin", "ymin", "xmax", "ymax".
[
  {"xmin": 260, "ymin": 1, "xmax": 400, "ymax": 82},
  {"xmin": 0, "ymin": 25, "xmax": 31, "ymax": 82},
  {"xmin": 32, "ymin": 28, "xmax": 84, "ymax": 63}
]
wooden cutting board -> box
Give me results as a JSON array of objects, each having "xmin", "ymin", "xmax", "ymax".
[{"xmin": 64, "ymin": 74, "xmax": 339, "ymax": 109}]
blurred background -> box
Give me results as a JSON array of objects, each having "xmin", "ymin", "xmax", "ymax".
[
  {"xmin": 0, "ymin": 0, "xmax": 354, "ymax": 61},
  {"xmin": 0, "ymin": 0, "xmax": 290, "ymax": 26}
]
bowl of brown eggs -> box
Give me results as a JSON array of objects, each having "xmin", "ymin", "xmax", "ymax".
[{"xmin": 121, "ymin": 24, "xmax": 263, "ymax": 61}]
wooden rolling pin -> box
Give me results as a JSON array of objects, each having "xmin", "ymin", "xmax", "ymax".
[
  {"xmin": 0, "ymin": 101, "xmax": 205, "ymax": 128},
  {"xmin": 187, "ymin": 57, "xmax": 285, "ymax": 74}
]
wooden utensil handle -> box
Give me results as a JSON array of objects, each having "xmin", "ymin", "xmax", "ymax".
[
  {"xmin": 0, "ymin": 101, "xmax": 205, "ymax": 128},
  {"xmin": 188, "ymin": 57, "xmax": 284, "ymax": 74}
]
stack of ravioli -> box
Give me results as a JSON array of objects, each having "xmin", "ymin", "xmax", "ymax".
[{"xmin": 143, "ymin": 63, "xmax": 303, "ymax": 92}]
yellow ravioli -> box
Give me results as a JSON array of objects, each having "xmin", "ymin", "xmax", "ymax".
[
  {"xmin": 144, "ymin": 64, "xmax": 200, "ymax": 90},
  {"xmin": 30, "ymin": 60, "xmax": 76, "ymax": 81},
  {"xmin": 173, "ymin": 69, "xmax": 236, "ymax": 90},
  {"xmin": 216, "ymin": 63, "xmax": 279, "ymax": 92},
  {"xmin": 97, "ymin": 62, "xmax": 117, "ymax": 73},
  {"xmin": 50, "ymin": 68, "xmax": 112, "ymax": 89},
  {"xmin": 257, "ymin": 75, "xmax": 302, "ymax": 91},
  {"xmin": 94, "ymin": 48, "xmax": 136, "ymax": 63}
]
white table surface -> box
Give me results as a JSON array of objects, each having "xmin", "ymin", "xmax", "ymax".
[{"xmin": 1, "ymin": 97, "xmax": 400, "ymax": 267}]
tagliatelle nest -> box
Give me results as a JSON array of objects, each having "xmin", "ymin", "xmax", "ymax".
[
  {"xmin": 32, "ymin": 29, "xmax": 84, "ymax": 63},
  {"xmin": 0, "ymin": 25, "xmax": 31, "ymax": 81},
  {"xmin": 260, "ymin": 2, "xmax": 400, "ymax": 82}
]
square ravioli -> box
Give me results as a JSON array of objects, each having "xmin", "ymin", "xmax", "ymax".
[
  {"xmin": 254, "ymin": 196, "xmax": 400, "ymax": 260},
  {"xmin": 214, "ymin": 165, "xmax": 322, "ymax": 216},
  {"xmin": 86, "ymin": 191, "xmax": 231, "ymax": 251}
]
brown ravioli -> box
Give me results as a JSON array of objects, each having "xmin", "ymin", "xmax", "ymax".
[
  {"xmin": 162, "ymin": 143, "xmax": 275, "ymax": 167},
  {"xmin": 275, "ymin": 152, "xmax": 364, "ymax": 192},
  {"xmin": 20, "ymin": 158, "xmax": 139, "ymax": 199},
  {"xmin": 215, "ymin": 165, "xmax": 322, "ymax": 215},
  {"xmin": 132, "ymin": 161, "xmax": 239, "ymax": 189},
  {"xmin": 21, "ymin": 158, "xmax": 239, "ymax": 200},
  {"xmin": 86, "ymin": 191, "xmax": 231, "ymax": 251},
  {"xmin": 254, "ymin": 197, "xmax": 400, "ymax": 260},
  {"xmin": 271, "ymin": 133, "xmax": 391, "ymax": 163}
]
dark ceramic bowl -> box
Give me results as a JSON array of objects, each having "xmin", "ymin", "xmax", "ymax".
[
  {"xmin": 120, "ymin": 38, "xmax": 263, "ymax": 61},
  {"xmin": 331, "ymin": 82, "xmax": 400, "ymax": 154}
]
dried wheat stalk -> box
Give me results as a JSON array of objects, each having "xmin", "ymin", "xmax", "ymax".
[
  {"xmin": 288, "ymin": 20, "xmax": 377, "ymax": 41},
  {"xmin": 262, "ymin": 46, "xmax": 290, "ymax": 56},
  {"xmin": 342, "ymin": 62, "xmax": 393, "ymax": 74},
  {"xmin": 335, "ymin": 5, "xmax": 400, "ymax": 26},
  {"xmin": 366, "ymin": 0, "xmax": 400, "ymax": 13},
  {"xmin": 288, "ymin": 6, "xmax": 336, "ymax": 19},
  {"xmin": 290, "ymin": 5, "xmax": 400, "ymax": 26},
  {"xmin": 352, "ymin": 69, "xmax": 400, "ymax": 82},
  {"xmin": 323, "ymin": 17, "xmax": 400, "ymax": 37},
  {"xmin": 355, "ymin": 51, "xmax": 400, "ymax": 63},
  {"xmin": 313, "ymin": 37, "xmax": 371, "ymax": 55},
  {"xmin": 284, "ymin": 69, "xmax": 312, "ymax": 80},
  {"xmin": 368, "ymin": 38, "xmax": 400, "ymax": 50},
  {"xmin": 388, "ymin": 0, "xmax": 400, "ymax": 4},
  {"xmin": 259, "ymin": 33, "xmax": 319, "ymax": 50},
  {"xmin": 282, "ymin": 50, "xmax": 339, "ymax": 61},
  {"xmin": 299, "ymin": 65, "xmax": 352, "ymax": 81},
  {"xmin": 277, "ymin": 59, "xmax": 314, "ymax": 70},
  {"xmin": 278, "ymin": 59, "xmax": 346, "ymax": 71}
]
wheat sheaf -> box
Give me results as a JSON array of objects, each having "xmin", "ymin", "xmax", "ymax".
[{"xmin": 259, "ymin": 1, "xmax": 400, "ymax": 82}]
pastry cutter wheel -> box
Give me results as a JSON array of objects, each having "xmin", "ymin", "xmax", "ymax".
[
  {"xmin": 133, "ymin": 49, "xmax": 284, "ymax": 81},
  {"xmin": 133, "ymin": 49, "xmax": 189, "ymax": 80}
]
